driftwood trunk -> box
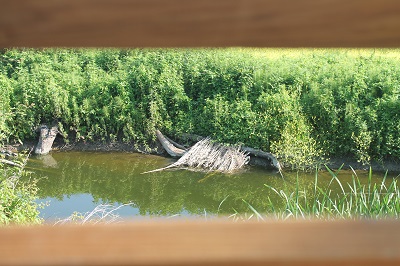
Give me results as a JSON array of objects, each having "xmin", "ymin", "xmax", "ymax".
[
  {"xmin": 177, "ymin": 133, "xmax": 282, "ymax": 171},
  {"xmin": 34, "ymin": 125, "xmax": 58, "ymax": 155},
  {"xmin": 153, "ymin": 130, "xmax": 281, "ymax": 173},
  {"xmin": 241, "ymin": 147, "xmax": 282, "ymax": 171},
  {"xmin": 156, "ymin": 130, "xmax": 186, "ymax": 157},
  {"xmin": 144, "ymin": 136, "xmax": 249, "ymax": 174}
]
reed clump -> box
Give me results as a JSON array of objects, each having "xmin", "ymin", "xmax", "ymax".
[{"xmin": 263, "ymin": 167, "xmax": 399, "ymax": 220}]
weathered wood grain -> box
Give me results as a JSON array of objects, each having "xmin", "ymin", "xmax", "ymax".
[
  {"xmin": 1, "ymin": 0, "xmax": 400, "ymax": 47},
  {"xmin": 1, "ymin": 1, "xmax": 399, "ymax": 266},
  {"xmin": 1, "ymin": 220, "xmax": 399, "ymax": 266}
]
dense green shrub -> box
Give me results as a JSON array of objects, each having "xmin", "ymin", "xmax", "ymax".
[
  {"xmin": 0, "ymin": 75, "xmax": 13, "ymax": 143},
  {"xmin": 1, "ymin": 48, "xmax": 399, "ymax": 167},
  {"xmin": 0, "ymin": 157, "xmax": 42, "ymax": 225}
]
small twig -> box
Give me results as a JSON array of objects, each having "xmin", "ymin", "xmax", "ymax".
[{"xmin": 0, "ymin": 159, "xmax": 23, "ymax": 168}]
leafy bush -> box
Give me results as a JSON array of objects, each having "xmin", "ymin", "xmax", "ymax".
[
  {"xmin": 1, "ymin": 48, "xmax": 400, "ymax": 168},
  {"xmin": 0, "ymin": 156, "xmax": 42, "ymax": 225},
  {"xmin": 0, "ymin": 75, "xmax": 13, "ymax": 143}
]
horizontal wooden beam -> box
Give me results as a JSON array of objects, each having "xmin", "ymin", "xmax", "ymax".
[
  {"xmin": 1, "ymin": 0, "xmax": 400, "ymax": 47},
  {"xmin": 1, "ymin": 220, "xmax": 399, "ymax": 265}
]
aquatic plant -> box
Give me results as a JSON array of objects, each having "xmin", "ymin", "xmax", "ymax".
[
  {"xmin": 262, "ymin": 166, "xmax": 399, "ymax": 220},
  {"xmin": 54, "ymin": 203, "xmax": 132, "ymax": 225}
]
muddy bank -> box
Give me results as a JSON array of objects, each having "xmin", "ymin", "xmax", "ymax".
[
  {"xmin": 3, "ymin": 139, "xmax": 400, "ymax": 173},
  {"xmin": 325, "ymin": 157, "xmax": 400, "ymax": 173},
  {"xmin": 4, "ymin": 138, "xmax": 164, "ymax": 154}
]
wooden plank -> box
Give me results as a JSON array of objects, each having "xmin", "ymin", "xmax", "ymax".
[
  {"xmin": 1, "ymin": 220, "xmax": 399, "ymax": 265},
  {"xmin": 1, "ymin": 2, "xmax": 399, "ymax": 266},
  {"xmin": 1, "ymin": 0, "xmax": 400, "ymax": 47}
]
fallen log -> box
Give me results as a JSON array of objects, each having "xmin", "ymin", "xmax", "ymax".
[
  {"xmin": 34, "ymin": 125, "xmax": 58, "ymax": 155},
  {"xmin": 156, "ymin": 130, "xmax": 186, "ymax": 157},
  {"xmin": 150, "ymin": 130, "xmax": 281, "ymax": 173},
  {"xmin": 143, "ymin": 138, "xmax": 249, "ymax": 174},
  {"xmin": 241, "ymin": 147, "xmax": 282, "ymax": 171},
  {"xmin": 177, "ymin": 133, "xmax": 282, "ymax": 171},
  {"xmin": 163, "ymin": 135, "xmax": 188, "ymax": 151}
]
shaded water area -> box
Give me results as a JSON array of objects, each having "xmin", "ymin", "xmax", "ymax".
[{"xmin": 25, "ymin": 151, "xmax": 397, "ymax": 221}]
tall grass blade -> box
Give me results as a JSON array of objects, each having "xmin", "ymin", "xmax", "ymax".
[
  {"xmin": 242, "ymin": 199, "xmax": 265, "ymax": 221},
  {"xmin": 217, "ymin": 195, "xmax": 229, "ymax": 214},
  {"xmin": 325, "ymin": 165, "xmax": 345, "ymax": 195}
]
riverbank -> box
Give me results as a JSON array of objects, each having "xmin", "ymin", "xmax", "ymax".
[{"xmin": 4, "ymin": 139, "xmax": 400, "ymax": 173}]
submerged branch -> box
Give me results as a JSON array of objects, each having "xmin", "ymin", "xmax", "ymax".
[{"xmin": 141, "ymin": 164, "xmax": 178, "ymax": 174}]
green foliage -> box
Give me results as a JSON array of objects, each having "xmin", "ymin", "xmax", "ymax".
[
  {"xmin": 0, "ymin": 75, "xmax": 13, "ymax": 143},
  {"xmin": 0, "ymin": 155, "xmax": 42, "ymax": 225},
  {"xmin": 271, "ymin": 118, "xmax": 322, "ymax": 171},
  {"xmin": 264, "ymin": 167, "xmax": 399, "ymax": 219},
  {"xmin": 1, "ymin": 48, "xmax": 400, "ymax": 168}
]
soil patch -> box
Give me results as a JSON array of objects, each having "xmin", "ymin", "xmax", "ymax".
[{"xmin": 326, "ymin": 156, "xmax": 400, "ymax": 173}]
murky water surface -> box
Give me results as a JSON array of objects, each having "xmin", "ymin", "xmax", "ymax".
[{"xmin": 25, "ymin": 151, "xmax": 395, "ymax": 221}]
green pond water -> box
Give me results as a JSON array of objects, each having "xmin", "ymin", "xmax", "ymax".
[{"xmin": 25, "ymin": 151, "xmax": 396, "ymax": 221}]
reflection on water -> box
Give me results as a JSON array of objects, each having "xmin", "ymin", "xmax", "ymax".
[
  {"xmin": 37, "ymin": 154, "xmax": 58, "ymax": 168},
  {"xmin": 25, "ymin": 151, "xmax": 394, "ymax": 220}
]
